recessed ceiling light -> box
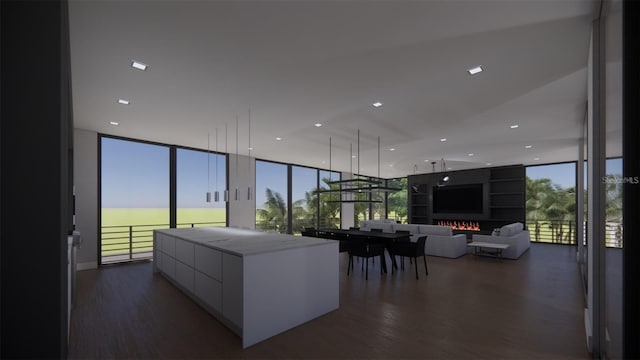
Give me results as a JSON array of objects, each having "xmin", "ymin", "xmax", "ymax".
[
  {"xmin": 468, "ymin": 153, "xmax": 474, "ymax": 156},
  {"xmin": 117, "ymin": 99, "xmax": 130, "ymax": 105},
  {"xmin": 486, "ymin": 163, "xmax": 492, "ymax": 166},
  {"xmin": 467, "ymin": 66, "xmax": 483, "ymax": 75},
  {"xmin": 109, "ymin": 121, "xmax": 119, "ymax": 126},
  {"xmin": 424, "ymin": 159, "xmax": 430, "ymax": 162},
  {"xmin": 352, "ymin": 155, "xmax": 357, "ymax": 158},
  {"xmin": 314, "ymin": 123, "xmax": 322, "ymax": 127},
  {"xmin": 534, "ymin": 157, "xmax": 540, "ymax": 161},
  {"xmin": 131, "ymin": 60, "xmax": 147, "ymax": 71},
  {"xmin": 525, "ymin": 145, "xmax": 532, "ymax": 149},
  {"xmin": 447, "ymin": 167, "xmax": 452, "ymax": 170},
  {"xmin": 372, "ymin": 102, "xmax": 383, "ymax": 108},
  {"xmin": 275, "ymin": 137, "xmax": 282, "ymax": 141},
  {"xmin": 389, "ymin": 148, "xmax": 395, "ymax": 151},
  {"xmin": 510, "ymin": 125, "xmax": 519, "ymax": 129},
  {"xmin": 248, "ymin": 147, "xmax": 253, "ymax": 150},
  {"xmin": 440, "ymin": 138, "xmax": 447, "ymax": 142},
  {"xmin": 388, "ymin": 164, "xmax": 393, "ymax": 167}
]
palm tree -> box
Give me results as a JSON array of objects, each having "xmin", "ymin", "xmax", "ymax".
[
  {"xmin": 305, "ymin": 177, "xmax": 341, "ymax": 229},
  {"xmin": 387, "ymin": 178, "xmax": 408, "ymax": 223},
  {"xmin": 526, "ymin": 177, "xmax": 576, "ymax": 244},
  {"xmin": 256, "ymin": 188, "xmax": 287, "ymax": 233},
  {"xmin": 526, "ymin": 177, "xmax": 553, "ymax": 242},
  {"xmin": 605, "ymin": 174, "xmax": 623, "ymax": 222}
]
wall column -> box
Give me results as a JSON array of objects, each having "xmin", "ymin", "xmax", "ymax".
[{"xmin": 586, "ymin": 17, "xmax": 607, "ymax": 356}]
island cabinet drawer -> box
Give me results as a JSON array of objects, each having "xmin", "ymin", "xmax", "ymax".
[
  {"xmin": 162, "ymin": 253, "xmax": 176, "ymax": 279},
  {"xmin": 175, "ymin": 239, "xmax": 195, "ymax": 266},
  {"xmin": 194, "ymin": 245, "xmax": 222, "ymax": 281},
  {"xmin": 195, "ymin": 271, "xmax": 222, "ymax": 312},
  {"xmin": 175, "ymin": 261, "xmax": 195, "ymax": 293},
  {"xmin": 155, "ymin": 250, "xmax": 164, "ymax": 271},
  {"xmin": 162, "ymin": 236, "xmax": 176, "ymax": 257}
]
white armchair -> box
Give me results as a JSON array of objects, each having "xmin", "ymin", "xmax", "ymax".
[{"xmin": 471, "ymin": 222, "xmax": 531, "ymax": 259}]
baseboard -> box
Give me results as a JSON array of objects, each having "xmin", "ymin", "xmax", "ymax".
[{"xmin": 77, "ymin": 261, "xmax": 98, "ymax": 270}]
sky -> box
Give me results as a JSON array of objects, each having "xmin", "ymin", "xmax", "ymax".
[
  {"xmin": 526, "ymin": 159, "xmax": 622, "ymax": 189},
  {"xmin": 102, "ymin": 137, "xmax": 623, "ymax": 208}
]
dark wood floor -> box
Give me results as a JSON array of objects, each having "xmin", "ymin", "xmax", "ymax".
[{"xmin": 69, "ymin": 243, "xmax": 590, "ymax": 359}]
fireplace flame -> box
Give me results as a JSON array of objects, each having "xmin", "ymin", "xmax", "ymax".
[{"xmin": 437, "ymin": 220, "xmax": 481, "ymax": 231}]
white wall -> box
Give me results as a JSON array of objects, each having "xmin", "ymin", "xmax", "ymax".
[
  {"xmin": 73, "ymin": 129, "xmax": 98, "ymax": 269},
  {"xmin": 228, "ymin": 154, "xmax": 256, "ymax": 229}
]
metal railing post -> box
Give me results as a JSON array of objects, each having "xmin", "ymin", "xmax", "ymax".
[{"xmin": 129, "ymin": 225, "xmax": 133, "ymax": 260}]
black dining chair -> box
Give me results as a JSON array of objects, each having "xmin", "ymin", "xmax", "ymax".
[
  {"xmin": 391, "ymin": 236, "xmax": 428, "ymax": 279},
  {"xmin": 393, "ymin": 230, "xmax": 412, "ymax": 268},
  {"xmin": 347, "ymin": 237, "xmax": 385, "ymax": 280}
]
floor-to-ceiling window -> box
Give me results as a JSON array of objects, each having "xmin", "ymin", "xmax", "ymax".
[
  {"xmin": 176, "ymin": 148, "xmax": 227, "ymax": 228},
  {"xmin": 100, "ymin": 137, "xmax": 169, "ymax": 264},
  {"xmin": 526, "ymin": 162, "xmax": 577, "ymax": 244},
  {"xmin": 386, "ymin": 177, "xmax": 408, "ymax": 223},
  {"xmin": 353, "ymin": 176, "xmax": 370, "ymax": 227},
  {"xmin": 371, "ymin": 180, "xmax": 385, "ymax": 221},
  {"xmin": 605, "ymin": 158, "xmax": 623, "ymax": 248},
  {"xmin": 291, "ymin": 165, "xmax": 318, "ymax": 234},
  {"xmin": 255, "ymin": 160, "xmax": 288, "ymax": 233},
  {"xmin": 319, "ymin": 170, "xmax": 341, "ymax": 229}
]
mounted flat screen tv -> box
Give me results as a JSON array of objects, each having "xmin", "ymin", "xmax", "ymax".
[{"xmin": 433, "ymin": 183, "xmax": 483, "ymax": 214}]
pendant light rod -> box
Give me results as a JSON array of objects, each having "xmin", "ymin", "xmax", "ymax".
[
  {"xmin": 206, "ymin": 132, "xmax": 211, "ymax": 202},
  {"xmin": 224, "ymin": 122, "xmax": 229, "ymax": 202},
  {"xmin": 350, "ymin": 143, "xmax": 353, "ymax": 175},
  {"xmin": 329, "ymin": 136, "xmax": 332, "ymax": 181},
  {"xmin": 215, "ymin": 127, "xmax": 219, "ymax": 202},
  {"xmin": 235, "ymin": 115, "xmax": 239, "ymax": 201},
  {"xmin": 357, "ymin": 129, "xmax": 360, "ymax": 178},
  {"xmin": 377, "ymin": 135, "xmax": 380, "ymax": 179},
  {"xmin": 247, "ymin": 108, "xmax": 252, "ymax": 201}
]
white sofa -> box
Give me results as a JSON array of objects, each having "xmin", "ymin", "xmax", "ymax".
[
  {"xmin": 471, "ymin": 222, "xmax": 531, "ymax": 259},
  {"xmin": 358, "ymin": 220, "xmax": 468, "ymax": 259}
]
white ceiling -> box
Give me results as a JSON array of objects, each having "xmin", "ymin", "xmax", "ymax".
[{"xmin": 69, "ymin": 0, "xmax": 621, "ymax": 178}]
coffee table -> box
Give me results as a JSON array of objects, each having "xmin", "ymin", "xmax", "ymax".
[{"xmin": 467, "ymin": 242, "xmax": 510, "ymax": 259}]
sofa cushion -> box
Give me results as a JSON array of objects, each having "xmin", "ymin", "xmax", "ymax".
[
  {"xmin": 418, "ymin": 225, "xmax": 452, "ymax": 236},
  {"xmin": 500, "ymin": 222, "xmax": 523, "ymax": 237},
  {"xmin": 359, "ymin": 221, "xmax": 371, "ymax": 231},
  {"xmin": 394, "ymin": 224, "xmax": 419, "ymax": 234}
]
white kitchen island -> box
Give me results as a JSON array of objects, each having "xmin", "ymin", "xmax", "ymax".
[{"xmin": 153, "ymin": 227, "xmax": 339, "ymax": 348}]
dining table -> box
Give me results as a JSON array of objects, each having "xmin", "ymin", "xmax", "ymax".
[{"xmin": 316, "ymin": 228, "xmax": 411, "ymax": 273}]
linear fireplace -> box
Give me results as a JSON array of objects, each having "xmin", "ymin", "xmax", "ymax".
[{"xmin": 437, "ymin": 220, "xmax": 481, "ymax": 232}]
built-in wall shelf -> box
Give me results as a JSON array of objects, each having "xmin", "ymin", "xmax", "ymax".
[{"xmin": 408, "ymin": 165, "xmax": 525, "ymax": 231}]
